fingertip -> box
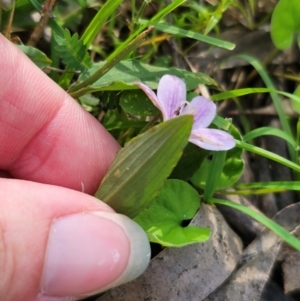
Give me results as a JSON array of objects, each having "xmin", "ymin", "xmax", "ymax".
[
  {"xmin": 0, "ymin": 180, "xmax": 150, "ymax": 301},
  {"xmin": 40, "ymin": 212, "xmax": 150, "ymax": 299}
]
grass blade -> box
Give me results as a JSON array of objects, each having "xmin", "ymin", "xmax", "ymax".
[{"xmin": 210, "ymin": 198, "xmax": 300, "ymax": 251}]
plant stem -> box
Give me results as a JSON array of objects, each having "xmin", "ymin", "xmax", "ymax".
[
  {"xmin": 135, "ymin": 0, "xmax": 150, "ymax": 25},
  {"xmin": 106, "ymin": 0, "xmax": 186, "ymax": 61},
  {"xmin": 4, "ymin": 0, "xmax": 15, "ymax": 39},
  {"xmin": 69, "ymin": 26, "xmax": 154, "ymax": 98}
]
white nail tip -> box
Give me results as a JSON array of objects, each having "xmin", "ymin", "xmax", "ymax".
[{"xmin": 90, "ymin": 211, "xmax": 151, "ymax": 293}]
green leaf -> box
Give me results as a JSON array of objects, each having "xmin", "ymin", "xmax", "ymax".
[
  {"xmin": 297, "ymin": 118, "xmax": 300, "ymax": 166},
  {"xmin": 17, "ymin": 45, "xmax": 52, "ymax": 69},
  {"xmin": 74, "ymin": 60, "xmax": 215, "ymax": 93},
  {"xmin": 101, "ymin": 109, "xmax": 147, "ymax": 145},
  {"xmin": 233, "ymin": 181, "xmax": 300, "ymax": 195},
  {"xmin": 102, "ymin": 109, "xmax": 147, "ymax": 132},
  {"xmin": 106, "ymin": 0, "xmax": 187, "ymax": 61},
  {"xmin": 212, "ymin": 115, "xmax": 233, "ymax": 131},
  {"xmin": 270, "ymin": 0, "xmax": 300, "ymax": 49},
  {"xmin": 243, "ymin": 127, "xmax": 296, "ymax": 148},
  {"xmin": 81, "ymin": 0, "xmax": 124, "ymax": 47},
  {"xmin": 234, "ymin": 54, "xmax": 295, "ymax": 162},
  {"xmin": 77, "ymin": 0, "xmax": 87, "ymax": 8},
  {"xmin": 69, "ymin": 27, "xmax": 155, "ymax": 96},
  {"xmin": 170, "ymin": 143, "xmax": 209, "ymax": 181},
  {"xmin": 134, "ymin": 179, "xmax": 210, "ymax": 247},
  {"xmin": 236, "ymin": 140, "xmax": 300, "ymax": 173},
  {"xmin": 78, "ymin": 94, "xmax": 99, "ymax": 113},
  {"xmin": 120, "ymin": 90, "xmax": 159, "ymax": 117},
  {"xmin": 248, "ymin": 0, "xmax": 255, "ymax": 13},
  {"xmin": 95, "ymin": 115, "xmax": 193, "ymax": 218},
  {"xmin": 54, "ymin": 28, "xmax": 92, "ymax": 72},
  {"xmin": 292, "ymin": 85, "xmax": 300, "ymax": 113},
  {"xmin": 210, "ymin": 198, "xmax": 300, "ymax": 251},
  {"xmin": 213, "ymin": 117, "xmax": 300, "ymax": 173},
  {"xmin": 211, "ymin": 87, "xmax": 300, "ymax": 105},
  {"xmin": 152, "ymin": 23, "xmax": 235, "ymax": 50},
  {"xmin": 191, "ymin": 124, "xmax": 244, "ymax": 191},
  {"xmin": 203, "ymin": 150, "xmax": 227, "ymax": 200}
]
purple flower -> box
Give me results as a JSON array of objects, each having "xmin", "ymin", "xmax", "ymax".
[{"xmin": 136, "ymin": 75, "xmax": 235, "ymax": 151}]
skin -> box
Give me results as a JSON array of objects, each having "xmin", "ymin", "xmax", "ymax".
[{"xmin": 0, "ymin": 34, "xmax": 127, "ymax": 300}]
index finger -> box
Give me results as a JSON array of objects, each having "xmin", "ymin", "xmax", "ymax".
[{"xmin": 0, "ymin": 34, "xmax": 120, "ymax": 194}]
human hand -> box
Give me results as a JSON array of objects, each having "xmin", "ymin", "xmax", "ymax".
[{"xmin": 0, "ymin": 34, "xmax": 150, "ymax": 301}]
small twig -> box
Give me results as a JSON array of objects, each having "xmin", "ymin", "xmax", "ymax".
[
  {"xmin": 4, "ymin": 0, "xmax": 15, "ymax": 39},
  {"xmin": 27, "ymin": 0, "xmax": 57, "ymax": 47}
]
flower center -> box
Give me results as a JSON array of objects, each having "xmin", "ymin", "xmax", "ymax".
[
  {"xmin": 174, "ymin": 101, "xmax": 197, "ymax": 117},
  {"xmin": 174, "ymin": 101, "xmax": 190, "ymax": 116}
]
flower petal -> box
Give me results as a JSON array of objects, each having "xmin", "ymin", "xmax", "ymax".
[
  {"xmin": 135, "ymin": 82, "xmax": 162, "ymax": 111},
  {"xmin": 157, "ymin": 75, "xmax": 186, "ymax": 120},
  {"xmin": 184, "ymin": 96, "xmax": 216, "ymax": 129},
  {"xmin": 189, "ymin": 128, "xmax": 236, "ymax": 151}
]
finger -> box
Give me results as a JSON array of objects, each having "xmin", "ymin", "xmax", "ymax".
[
  {"xmin": 0, "ymin": 179, "xmax": 150, "ymax": 301},
  {"xmin": 0, "ymin": 34, "xmax": 120, "ymax": 194}
]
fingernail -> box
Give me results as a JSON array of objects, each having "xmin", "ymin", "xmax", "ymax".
[{"xmin": 40, "ymin": 212, "xmax": 151, "ymax": 298}]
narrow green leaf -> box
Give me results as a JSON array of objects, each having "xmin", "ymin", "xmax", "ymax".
[
  {"xmin": 211, "ymin": 87, "xmax": 300, "ymax": 106},
  {"xmin": 152, "ymin": 23, "xmax": 235, "ymax": 50},
  {"xmin": 204, "ymin": 12, "xmax": 221, "ymax": 35},
  {"xmin": 248, "ymin": 0, "xmax": 255, "ymax": 13},
  {"xmin": 297, "ymin": 118, "xmax": 300, "ymax": 166},
  {"xmin": 234, "ymin": 54, "xmax": 295, "ymax": 162},
  {"xmin": 81, "ymin": 0, "xmax": 124, "ymax": 47},
  {"xmin": 48, "ymin": 18, "xmax": 64, "ymax": 37},
  {"xmin": 77, "ymin": 0, "xmax": 87, "ymax": 8},
  {"xmin": 69, "ymin": 60, "xmax": 215, "ymax": 98},
  {"xmin": 243, "ymin": 127, "xmax": 296, "ymax": 148},
  {"xmin": 17, "ymin": 44, "xmax": 52, "ymax": 69},
  {"xmin": 203, "ymin": 151, "xmax": 227, "ymax": 200},
  {"xmin": 212, "ymin": 115, "xmax": 233, "ymax": 130},
  {"xmin": 95, "ymin": 115, "xmax": 193, "ymax": 218},
  {"xmin": 210, "ymin": 198, "xmax": 300, "ymax": 251},
  {"xmin": 292, "ymin": 85, "xmax": 300, "ymax": 113},
  {"xmin": 236, "ymin": 140, "xmax": 300, "ymax": 173},
  {"xmin": 225, "ymin": 188, "xmax": 287, "ymax": 195},
  {"xmin": 233, "ymin": 181, "xmax": 300, "ymax": 194},
  {"xmin": 134, "ymin": 179, "xmax": 210, "ymax": 247},
  {"xmin": 27, "ymin": 0, "xmax": 42, "ymax": 11},
  {"xmin": 69, "ymin": 27, "xmax": 154, "ymax": 95},
  {"xmin": 28, "ymin": 0, "xmax": 43, "ymax": 10},
  {"xmin": 106, "ymin": 0, "xmax": 187, "ymax": 61}
]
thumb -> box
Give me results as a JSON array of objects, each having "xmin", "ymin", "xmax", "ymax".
[{"xmin": 0, "ymin": 179, "xmax": 150, "ymax": 301}]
